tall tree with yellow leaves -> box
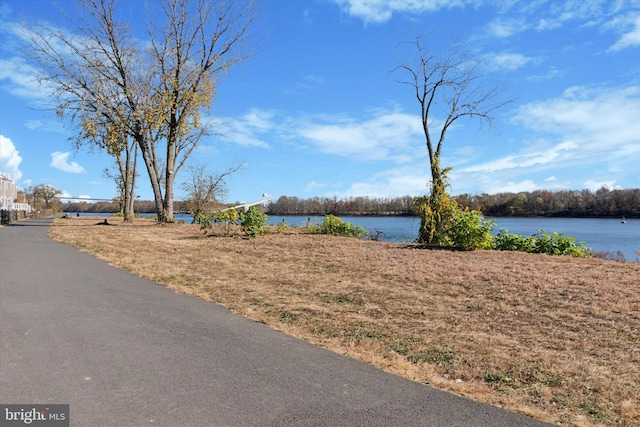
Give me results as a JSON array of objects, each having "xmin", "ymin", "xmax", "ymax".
[{"xmin": 25, "ymin": 0, "xmax": 255, "ymax": 222}]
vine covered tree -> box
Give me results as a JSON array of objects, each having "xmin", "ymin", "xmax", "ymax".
[
  {"xmin": 25, "ymin": 0, "xmax": 255, "ymax": 222},
  {"xmin": 395, "ymin": 36, "xmax": 510, "ymax": 244}
]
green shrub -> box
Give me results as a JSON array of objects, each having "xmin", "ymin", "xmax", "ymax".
[
  {"xmin": 240, "ymin": 206, "xmax": 268, "ymax": 237},
  {"xmin": 196, "ymin": 207, "xmax": 239, "ymax": 236},
  {"xmin": 494, "ymin": 228, "xmax": 590, "ymax": 257},
  {"xmin": 448, "ymin": 208, "xmax": 495, "ymax": 250},
  {"xmin": 318, "ymin": 214, "xmax": 368, "ymax": 239},
  {"xmin": 193, "ymin": 211, "xmax": 213, "ymax": 229},
  {"xmin": 494, "ymin": 229, "xmax": 534, "ymax": 252},
  {"xmin": 530, "ymin": 230, "xmax": 590, "ymax": 257},
  {"xmin": 277, "ymin": 218, "xmax": 287, "ymax": 233}
]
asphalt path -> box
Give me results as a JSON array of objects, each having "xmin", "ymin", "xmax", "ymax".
[{"xmin": 1, "ymin": 218, "xmax": 555, "ymax": 426}]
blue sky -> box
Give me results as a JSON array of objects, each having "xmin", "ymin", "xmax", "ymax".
[{"xmin": 1, "ymin": 0, "xmax": 639, "ymax": 204}]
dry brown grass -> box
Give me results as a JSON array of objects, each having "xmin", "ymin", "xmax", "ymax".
[{"xmin": 49, "ymin": 217, "xmax": 640, "ymax": 426}]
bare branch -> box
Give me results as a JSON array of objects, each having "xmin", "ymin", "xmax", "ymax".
[{"xmin": 394, "ymin": 35, "xmax": 512, "ymax": 181}]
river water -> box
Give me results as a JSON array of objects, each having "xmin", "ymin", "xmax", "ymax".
[
  {"xmin": 79, "ymin": 212, "xmax": 640, "ymax": 262},
  {"xmin": 266, "ymin": 215, "xmax": 640, "ymax": 262}
]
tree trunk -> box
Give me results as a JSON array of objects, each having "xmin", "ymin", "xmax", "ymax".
[
  {"xmin": 136, "ymin": 134, "xmax": 165, "ymax": 222},
  {"xmin": 122, "ymin": 143, "xmax": 138, "ymax": 221},
  {"xmin": 163, "ymin": 134, "xmax": 175, "ymax": 222},
  {"xmin": 122, "ymin": 148, "xmax": 132, "ymax": 221}
]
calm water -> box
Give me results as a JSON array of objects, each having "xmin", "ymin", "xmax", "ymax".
[
  {"xmin": 78, "ymin": 212, "xmax": 640, "ymax": 262},
  {"xmin": 267, "ymin": 215, "xmax": 640, "ymax": 262}
]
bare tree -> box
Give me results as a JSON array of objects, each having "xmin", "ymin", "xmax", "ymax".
[
  {"xmin": 32, "ymin": 184, "xmax": 62, "ymax": 210},
  {"xmin": 395, "ymin": 36, "xmax": 510, "ymax": 244},
  {"xmin": 25, "ymin": 0, "xmax": 255, "ymax": 222},
  {"xmin": 181, "ymin": 162, "xmax": 243, "ymax": 221}
]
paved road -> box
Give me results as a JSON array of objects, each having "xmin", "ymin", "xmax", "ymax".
[{"xmin": 1, "ymin": 218, "xmax": 555, "ymax": 426}]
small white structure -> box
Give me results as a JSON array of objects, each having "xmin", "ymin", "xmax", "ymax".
[
  {"xmin": 0, "ymin": 172, "xmax": 17, "ymax": 211},
  {"xmin": 0, "ymin": 172, "xmax": 30, "ymax": 212},
  {"xmin": 220, "ymin": 194, "xmax": 272, "ymax": 213}
]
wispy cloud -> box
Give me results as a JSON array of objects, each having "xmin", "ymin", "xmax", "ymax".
[
  {"xmin": 339, "ymin": 165, "xmax": 429, "ymax": 198},
  {"xmin": 285, "ymin": 74, "xmax": 325, "ymax": 94},
  {"xmin": 213, "ymin": 80, "xmax": 639, "ymax": 198},
  {"xmin": 583, "ymin": 179, "xmax": 620, "ymax": 192},
  {"xmin": 484, "ymin": 52, "xmax": 539, "ymax": 71},
  {"xmin": 448, "ymin": 84, "xmax": 640, "ymax": 194},
  {"xmin": 526, "ymin": 66, "xmax": 563, "ymax": 82},
  {"xmin": 461, "ymin": 140, "xmax": 579, "ymax": 173},
  {"xmin": 332, "ymin": 0, "xmax": 477, "ymax": 24},
  {"xmin": 0, "ymin": 57, "xmax": 50, "ymax": 100},
  {"xmin": 485, "ymin": 1, "xmax": 639, "ymax": 46},
  {"xmin": 514, "ymin": 85, "xmax": 640, "ymax": 155},
  {"xmin": 487, "ymin": 17, "xmax": 528, "ymax": 38},
  {"xmin": 607, "ymin": 14, "xmax": 640, "ymax": 52},
  {"xmin": 215, "ymin": 109, "xmax": 276, "ymax": 147},
  {"xmin": 50, "ymin": 151, "xmax": 86, "ymax": 173},
  {"xmin": 297, "ymin": 110, "xmax": 422, "ymax": 162},
  {"xmin": 215, "ymin": 107, "xmax": 424, "ymax": 163}
]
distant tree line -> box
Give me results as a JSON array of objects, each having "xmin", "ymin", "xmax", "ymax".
[
  {"xmin": 267, "ymin": 188, "xmax": 639, "ymax": 218},
  {"xmin": 267, "ymin": 196, "xmax": 416, "ymax": 216},
  {"xmin": 457, "ymin": 188, "xmax": 640, "ymax": 218},
  {"xmin": 61, "ymin": 188, "xmax": 639, "ymax": 218}
]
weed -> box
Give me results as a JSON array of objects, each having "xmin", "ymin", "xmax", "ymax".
[
  {"xmin": 319, "ymin": 294, "xmax": 333, "ymax": 303},
  {"xmin": 541, "ymin": 374, "xmax": 564, "ymax": 387},
  {"xmin": 319, "ymin": 293, "xmax": 365, "ymax": 305},
  {"xmin": 337, "ymin": 293, "xmax": 364, "ymax": 304},
  {"xmin": 408, "ymin": 347, "xmax": 454, "ymax": 365},
  {"xmin": 280, "ymin": 311, "xmax": 297, "ymax": 323},
  {"xmin": 240, "ymin": 207, "xmax": 269, "ymax": 237},
  {"xmin": 388, "ymin": 337, "xmax": 420, "ymax": 356},
  {"xmin": 484, "ymin": 372, "xmax": 515, "ymax": 387}
]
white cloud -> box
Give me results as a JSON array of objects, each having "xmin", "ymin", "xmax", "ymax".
[
  {"xmin": 608, "ymin": 14, "xmax": 640, "ymax": 52},
  {"xmin": 485, "ymin": 1, "xmax": 638, "ymax": 45},
  {"xmin": 461, "ymin": 140, "xmax": 578, "ymax": 173},
  {"xmin": 527, "ymin": 66, "xmax": 563, "ymax": 82},
  {"xmin": 583, "ymin": 179, "xmax": 619, "ymax": 192},
  {"xmin": 514, "ymin": 85, "xmax": 640, "ymax": 156},
  {"xmin": 0, "ymin": 135, "xmax": 23, "ymax": 181},
  {"xmin": 215, "ymin": 109, "xmax": 275, "ymax": 147},
  {"xmin": 333, "ymin": 0, "xmax": 476, "ymax": 24},
  {"xmin": 24, "ymin": 120, "xmax": 42, "ymax": 130},
  {"xmin": 487, "ymin": 17, "xmax": 528, "ymax": 38},
  {"xmin": 297, "ymin": 110, "xmax": 422, "ymax": 162},
  {"xmin": 50, "ymin": 151, "xmax": 86, "ymax": 173},
  {"xmin": 218, "ymin": 107, "xmax": 425, "ymax": 164},
  {"xmin": 447, "ymin": 84, "xmax": 640, "ymax": 195},
  {"xmin": 304, "ymin": 181, "xmax": 328, "ymax": 193},
  {"xmin": 339, "ymin": 166, "xmax": 428, "ymax": 198},
  {"xmin": 0, "ymin": 57, "xmax": 50, "ymax": 100},
  {"xmin": 485, "ymin": 52, "xmax": 538, "ymax": 71},
  {"xmin": 490, "ymin": 179, "xmax": 537, "ymax": 194}
]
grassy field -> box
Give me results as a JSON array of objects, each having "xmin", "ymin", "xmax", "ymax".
[{"xmin": 48, "ymin": 217, "xmax": 640, "ymax": 426}]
